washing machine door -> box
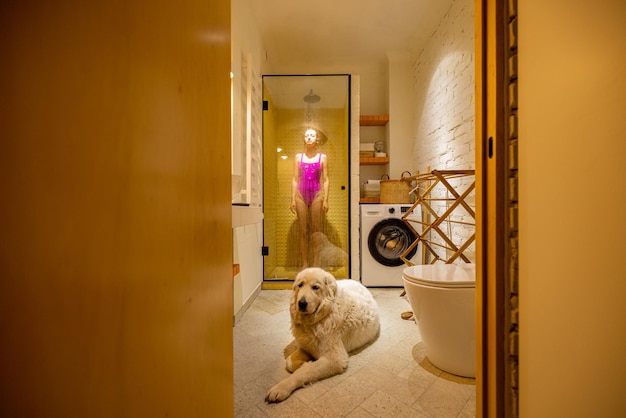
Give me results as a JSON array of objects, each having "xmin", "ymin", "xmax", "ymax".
[{"xmin": 367, "ymin": 218, "xmax": 418, "ymax": 267}]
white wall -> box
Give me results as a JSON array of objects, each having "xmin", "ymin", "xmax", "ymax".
[
  {"xmin": 408, "ymin": 0, "xmax": 475, "ymax": 263},
  {"xmin": 388, "ymin": 52, "xmax": 415, "ymax": 179},
  {"xmin": 231, "ymin": 0, "xmax": 265, "ymax": 316},
  {"xmin": 519, "ymin": 1, "xmax": 626, "ymax": 416},
  {"xmin": 410, "ymin": 0, "xmax": 475, "ymax": 173}
]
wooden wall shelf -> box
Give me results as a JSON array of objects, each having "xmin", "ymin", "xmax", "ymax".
[
  {"xmin": 359, "ymin": 115, "xmax": 389, "ymax": 126},
  {"xmin": 360, "ymin": 157, "xmax": 389, "ymax": 165}
]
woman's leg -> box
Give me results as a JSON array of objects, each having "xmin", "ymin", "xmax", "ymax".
[
  {"xmin": 293, "ymin": 192, "xmax": 310, "ymax": 268},
  {"xmin": 309, "ymin": 193, "xmax": 325, "ymax": 267}
]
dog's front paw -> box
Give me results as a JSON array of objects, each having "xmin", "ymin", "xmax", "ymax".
[
  {"xmin": 265, "ymin": 381, "xmax": 293, "ymax": 403},
  {"xmin": 283, "ymin": 340, "xmax": 299, "ymax": 358},
  {"xmin": 286, "ymin": 348, "xmax": 313, "ymax": 372}
]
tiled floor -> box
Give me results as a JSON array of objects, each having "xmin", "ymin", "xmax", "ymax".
[{"xmin": 234, "ymin": 287, "xmax": 476, "ymax": 417}]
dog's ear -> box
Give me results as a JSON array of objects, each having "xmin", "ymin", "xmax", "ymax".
[
  {"xmin": 290, "ymin": 276, "xmax": 302, "ymax": 321},
  {"xmin": 311, "ymin": 272, "xmax": 337, "ymax": 323},
  {"xmin": 323, "ymin": 271, "xmax": 338, "ymax": 299}
]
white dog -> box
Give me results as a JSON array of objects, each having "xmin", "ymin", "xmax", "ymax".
[{"xmin": 265, "ymin": 268, "xmax": 380, "ymax": 403}]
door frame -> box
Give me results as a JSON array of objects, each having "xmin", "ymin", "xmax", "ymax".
[
  {"xmin": 261, "ymin": 74, "xmax": 352, "ymax": 281},
  {"xmin": 475, "ymin": 0, "xmax": 515, "ymax": 417}
]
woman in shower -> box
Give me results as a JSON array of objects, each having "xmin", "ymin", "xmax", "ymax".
[{"xmin": 290, "ymin": 128, "xmax": 329, "ymax": 268}]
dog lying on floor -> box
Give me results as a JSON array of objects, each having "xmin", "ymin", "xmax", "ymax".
[{"xmin": 265, "ymin": 268, "xmax": 380, "ymax": 403}]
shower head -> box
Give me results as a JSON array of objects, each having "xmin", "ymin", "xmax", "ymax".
[{"xmin": 303, "ymin": 89, "xmax": 320, "ymax": 104}]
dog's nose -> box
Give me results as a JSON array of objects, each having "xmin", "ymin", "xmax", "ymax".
[{"xmin": 298, "ymin": 297, "xmax": 308, "ymax": 312}]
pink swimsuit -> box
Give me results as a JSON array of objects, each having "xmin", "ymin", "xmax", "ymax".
[{"xmin": 298, "ymin": 153, "xmax": 322, "ymax": 206}]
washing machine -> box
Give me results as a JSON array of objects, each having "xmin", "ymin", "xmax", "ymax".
[{"xmin": 360, "ymin": 204, "xmax": 422, "ymax": 287}]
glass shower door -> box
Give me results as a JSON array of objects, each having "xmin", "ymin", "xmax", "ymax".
[{"xmin": 262, "ymin": 74, "xmax": 351, "ymax": 281}]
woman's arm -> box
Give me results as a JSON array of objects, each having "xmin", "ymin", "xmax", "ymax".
[
  {"xmin": 321, "ymin": 154, "xmax": 329, "ymax": 212},
  {"xmin": 290, "ymin": 154, "xmax": 301, "ymax": 213}
]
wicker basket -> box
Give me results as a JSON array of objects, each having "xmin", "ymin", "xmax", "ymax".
[{"xmin": 380, "ymin": 171, "xmax": 414, "ymax": 204}]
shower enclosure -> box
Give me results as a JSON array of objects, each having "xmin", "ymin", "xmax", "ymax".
[{"xmin": 263, "ymin": 75, "xmax": 351, "ymax": 281}]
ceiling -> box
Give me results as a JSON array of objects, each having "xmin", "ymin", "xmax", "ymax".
[{"xmin": 247, "ymin": 0, "xmax": 454, "ymax": 73}]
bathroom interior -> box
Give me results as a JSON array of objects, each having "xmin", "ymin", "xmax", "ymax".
[
  {"xmin": 232, "ymin": 0, "xmax": 477, "ymax": 415},
  {"xmin": 5, "ymin": 1, "xmax": 624, "ymax": 416}
]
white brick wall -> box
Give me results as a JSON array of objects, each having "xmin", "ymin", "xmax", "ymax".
[
  {"xmin": 410, "ymin": 0, "xmax": 476, "ymax": 263},
  {"xmin": 411, "ymin": 0, "xmax": 475, "ymax": 173}
]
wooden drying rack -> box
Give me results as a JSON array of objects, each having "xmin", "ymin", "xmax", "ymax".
[{"xmin": 400, "ymin": 169, "xmax": 476, "ymax": 265}]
